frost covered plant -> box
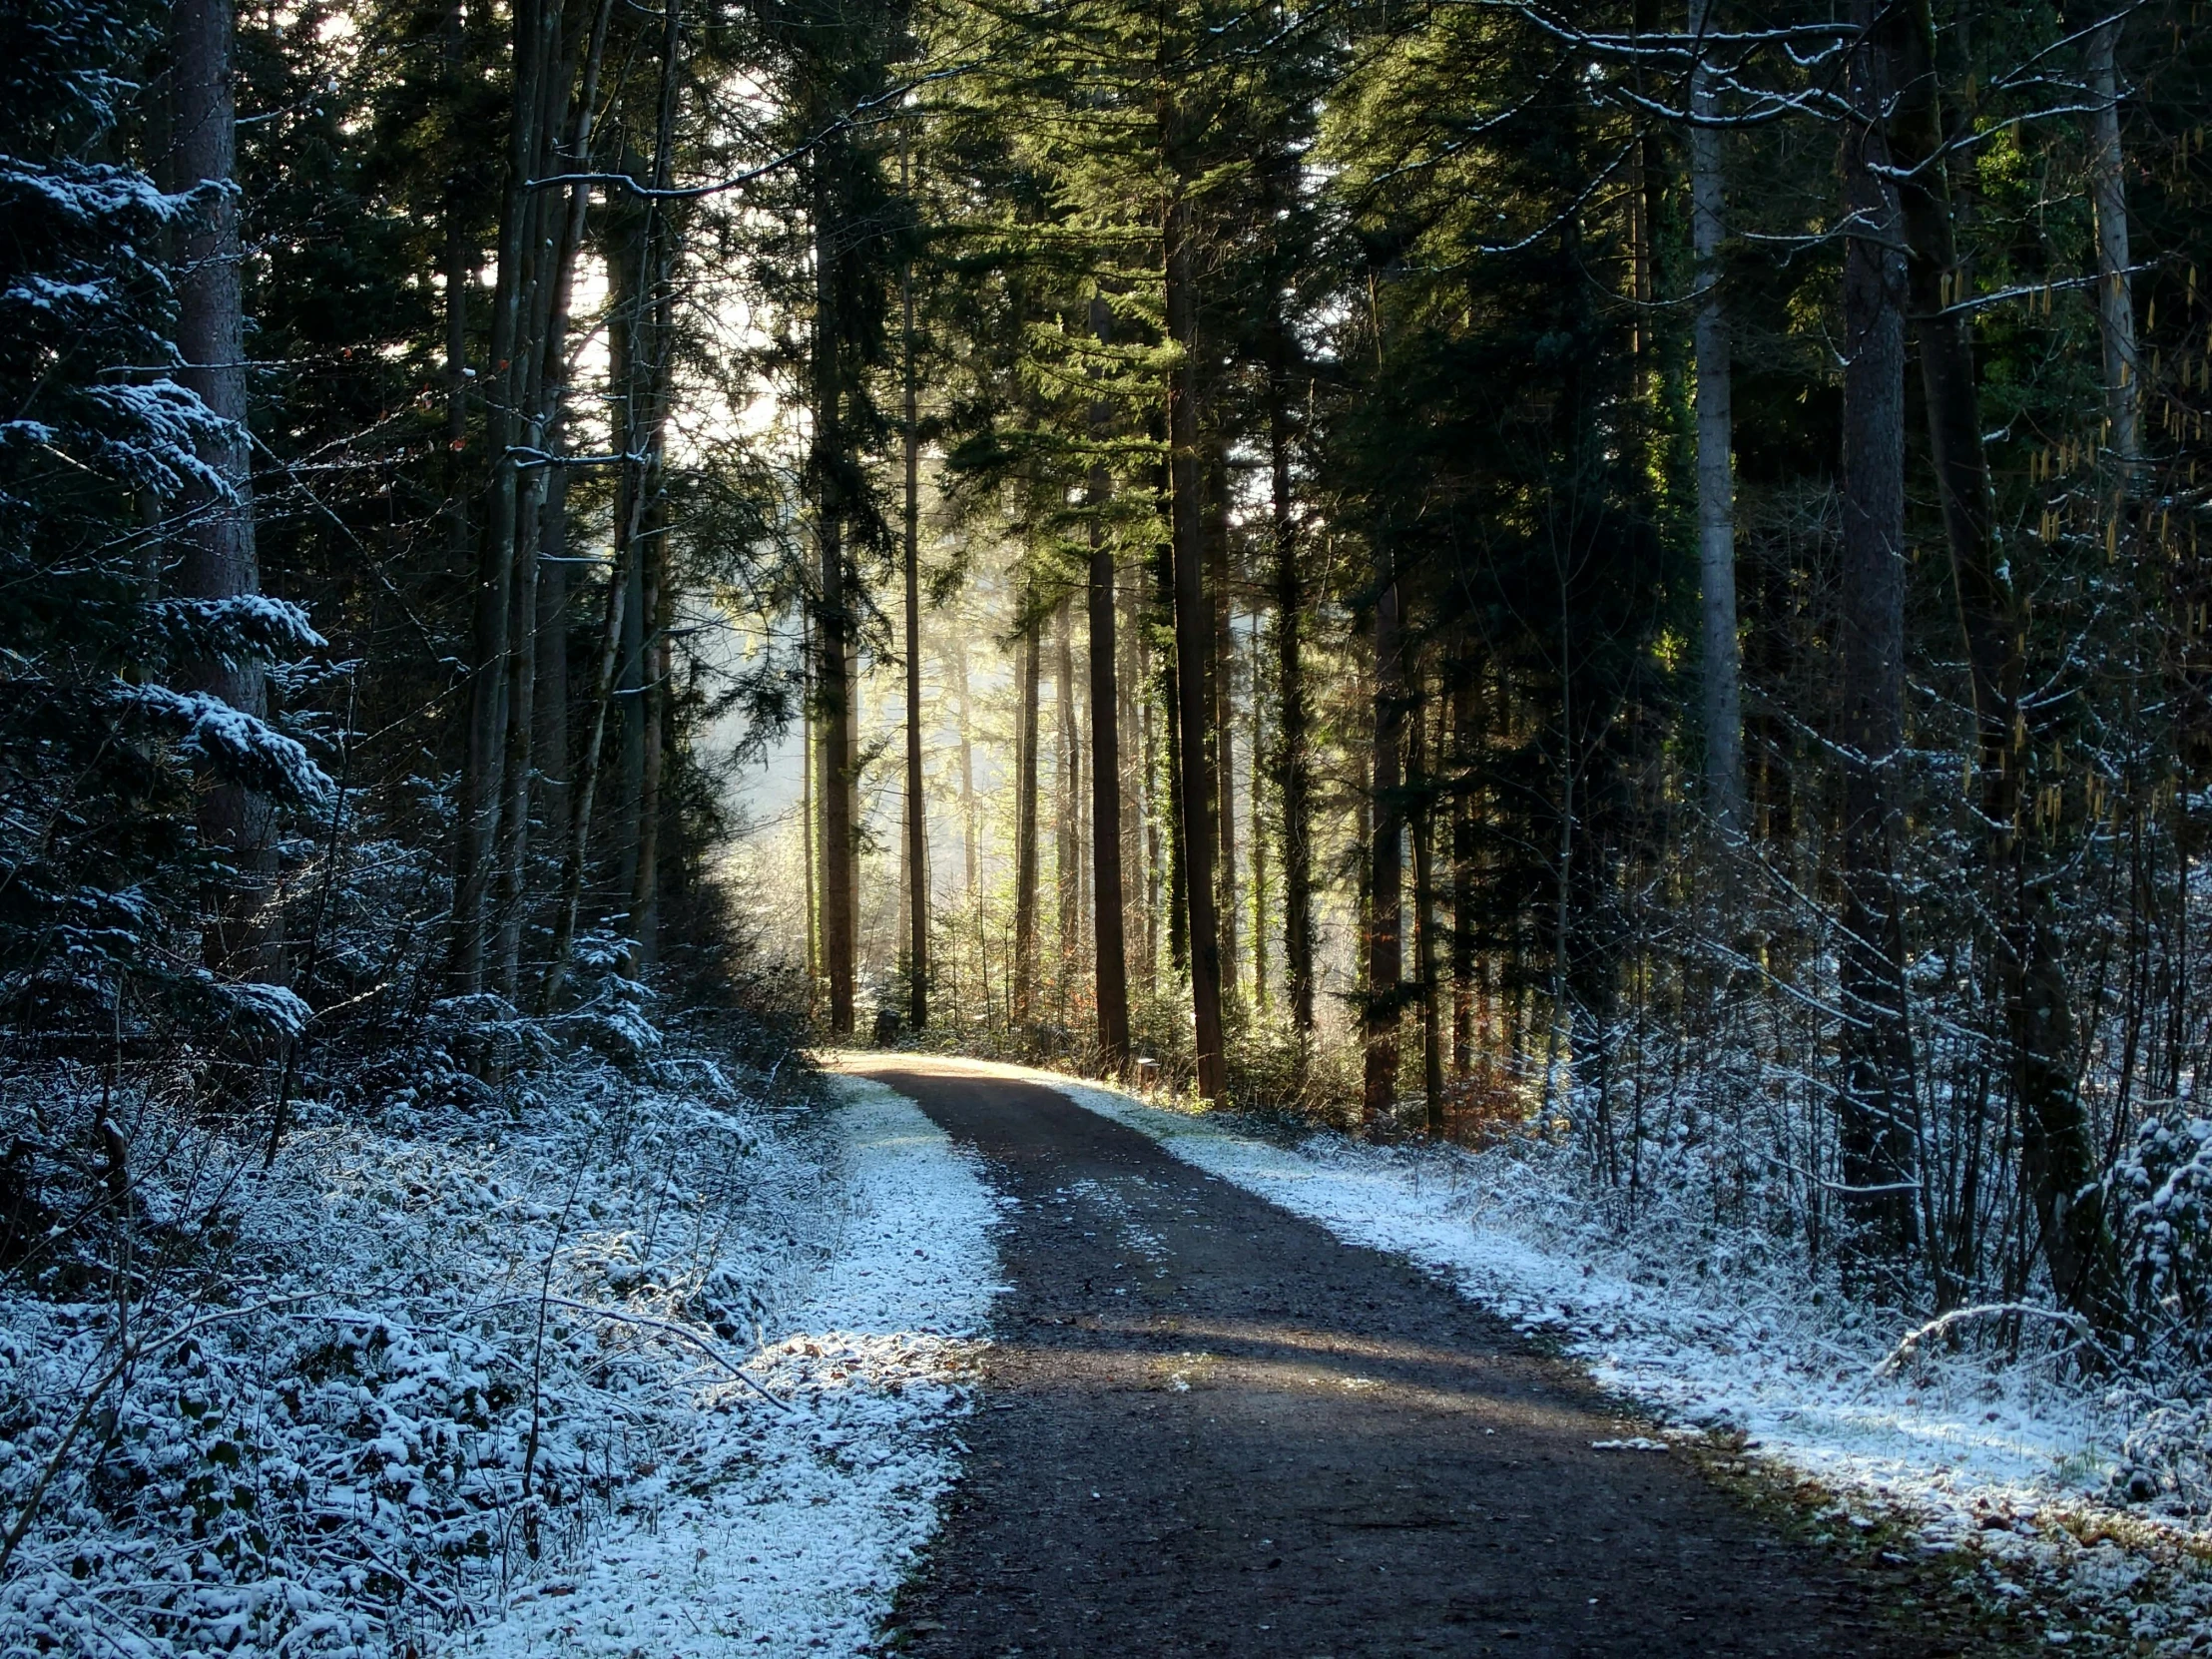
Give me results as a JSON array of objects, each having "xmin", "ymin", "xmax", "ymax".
[
  {"xmin": 0, "ymin": 1044, "xmax": 823, "ymax": 1656},
  {"xmin": 2113, "ymin": 1393, "xmax": 2212, "ymax": 1514},
  {"xmin": 2119, "ymin": 1113, "xmax": 2212, "ymax": 1353}
]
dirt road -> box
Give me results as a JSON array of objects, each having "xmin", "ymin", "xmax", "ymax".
[{"xmin": 847, "ymin": 1056, "xmax": 1973, "ymax": 1659}]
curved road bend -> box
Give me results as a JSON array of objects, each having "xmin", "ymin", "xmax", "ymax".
[{"xmin": 843, "ymin": 1054, "xmax": 1965, "ymax": 1659}]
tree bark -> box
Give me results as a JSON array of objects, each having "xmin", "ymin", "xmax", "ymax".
[
  {"xmin": 1207, "ymin": 439, "xmax": 1238, "ymax": 1005},
  {"xmin": 536, "ymin": 514, "xmax": 633, "ymax": 1012},
  {"xmin": 1450, "ymin": 658, "xmax": 1477, "ymax": 1076},
  {"xmin": 956, "ymin": 632, "xmax": 977, "ymax": 900},
  {"xmin": 1410, "ymin": 669, "xmax": 1445, "ymax": 1136},
  {"xmin": 1056, "ymin": 596, "xmax": 1080, "ymax": 1001},
  {"xmin": 1268, "ymin": 337, "xmax": 1315, "ymax": 1045},
  {"xmin": 1133, "ymin": 587, "xmax": 1161, "ymax": 996},
  {"xmin": 805, "ymin": 616, "xmax": 819, "ymax": 993},
  {"xmin": 171, "ymin": 0, "xmax": 276, "ymax": 979},
  {"xmin": 436, "ymin": 0, "xmax": 472, "ymax": 978},
  {"xmin": 813, "ymin": 150, "xmax": 856, "ymax": 1037},
  {"xmin": 627, "ymin": 484, "xmax": 668, "ymax": 974},
  {"xmin": 1364, "ymin": 572, "xmax": 1406, "ymax": 1127},
  {"xmin": 2088, "ymin": 16, "xmax": 2138, "ymax": 464},
  {"xmin": 525, "ymin": 0, "xmax": 615, "ymax": 938},
  {"xmin": 1165, "ymin": 187, "xmax": 1227, "ymax": 1102},
  {"xmin": 901, "ymin": 139, "xmax": 928, "ymax": 1029},
  {"xmin": 1836, "ymin": 4, "xmax": 1921, "ymax": 1268},
  {"xmin": 1014, "ymin": 617, "xmax": 1042, "ymax": 1026},
  {"xmin": 1249, "ymin": 601, "xmax": 1269, "ymax": 1014},
  {"xmin": 541, "ymin": 11, "xmax": 676, "ymax": 1006},
  {"xmin": 1689, "ymin": 0, "xmax": 1744, "ymax": 835},
  {"xmin": 629, "ymin": 0, "xmax": 684, "ymax": 979},
  {"xmin": 534, "ymin": 472, "xmax": 570, "ymax": 861},
  {"xmin": 495, "ymin": 27, "xmax": 576, "ymax": 996},
  {"xmin": 602, "ymin": 166, "xmax": 665, "ymax": 974},
  {"xmin": 1157, "ymin": 532, "xmax": 1188, "ymax": 976},
  {"xmin": 1088, "ymin": 299, "xmax": 1131, "ymax": 1070},
  {"xmin": 638, "ymin": 0, "xmax": 683, "ymax": 977},
  {"xmin": 440, "ymin": 0, "xmax": 470, "ymax": 692},
  {"xmin": 450, "ymin": 0, "xmax": 552, "ymax": 990}
]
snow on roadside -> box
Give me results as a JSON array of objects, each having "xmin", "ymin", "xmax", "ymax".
[
  {"xmin": 470, "ymin": 1074, "xmax": 1001, "ymax": 1658},
  {"xmin": 0, "ymin": 1054, "xmax": 999, "ymax": 1659}
]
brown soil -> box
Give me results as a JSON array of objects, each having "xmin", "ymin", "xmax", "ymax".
[{"xmin": 845, "ymin": 1056, "xmax": 2013, "ymax": 1659}]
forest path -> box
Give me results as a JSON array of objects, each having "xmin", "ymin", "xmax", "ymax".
[{"xmin": 841, "ymin": 1055, "xmax": 1956, "ymax": 1659}]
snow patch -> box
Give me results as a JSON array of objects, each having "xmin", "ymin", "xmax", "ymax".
[
  {"xmin": 0, "ymin": 1059, "xmax": 1001, "ymax": 1659},
  {"xmin": 462, "ymin": 1075, "xmax": 1002, "ymax": 1658}
]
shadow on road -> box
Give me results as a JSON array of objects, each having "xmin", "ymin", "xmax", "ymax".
[{"xmin": 841, "ymin": 1055, "xmax": 1964, "ymax": 1659}]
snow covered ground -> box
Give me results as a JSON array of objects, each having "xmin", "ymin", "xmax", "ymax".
[
  {"xmin": 466, "ymin": 1073, "xmax": 1002, "ymax": 1658},
  {"xmin": 0, "ymin": 1054, "xmax": 999, "ymax": 1659}
]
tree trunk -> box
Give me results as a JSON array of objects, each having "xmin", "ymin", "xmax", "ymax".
[
  {"xmin": 814, "ymin": 154, "xmax": 856, "ymax": 1038},
  {"xmin": 1365, "ymin": 573, "xmax": 1406, "ymax": 1127},
  {"xmin": 1834, "ymin": 0, "xmax": 1922, "ymax": 1269},
  {"xmin": 901, "ymin": 144, "xmax": 929, "ymax": 1028},
  {"xmin": 1450, "ymin": 658, "xmax": 1477, "ymax": 1076},
  {"xmin": 495, "ymin": 49, "xmax": 568, "ymax": 996},
  {"xmin": 1249, "ymin": 602, "xmax": 1269, "ymax": 1014},
  {"xmin": 1885, "ymin": 0, "xmax": 2121, "ymax": 1325},
  {"xmin": 542, "ymin": 8, "xmax": 677, "ymax": 1006},
  {"xmin": 1689, "ymin": 0, "xmax": 1744, "ymax": 835},
  {"xmin": 1056, "ymin": 595, "xmax": 1080, "ymax": 1002},
  {"xmin": 603, "ymin": 185, "xmax": 655, "ymax": 962},
  {"xmin": 1269, "ymin": 340, "xmax": 1315, "ymax": 1045},
  {"xmin": 525, "ymin": 0, "xmax": 612, "ymax": 911},
  {"xmin": 451, "ymin": 0, "xmax": 553, "ymax": 991},
  {"xmin": 170, "ymin": 0, "xmax": 276, "ymax": 979},
  {"xmin": 616, "ymin": 453, "xmax": 647, "ymax": 906},
  {"xmin": 1157, "ymin": 533, "xmax": 1189, "ymax": 976},
  {"xmin": 441, "ymin": 0, "xmax": 470, "ymax": 698},
  {"xmin": 844, "ymin": 635, "xmax": 861, "ymax": 991},
  {"xmin": 1207, "ymin": 439, "xmax": 1239, "ymax": 1005},
  {"xmin": 537, "ymin": 514, "xmax": 633, "ymax": 1012},
  {"xmin": 497, "ymin": 434, "xmax": 540, "ymax": 997},
  {"xmin": 1014, "ymin": 617, "xmax": 1042, "ymax": 1026},
  {"xmin": 1134, "ymin": 591, "xmax": 1161, "ymax": 996},
  {"xmin": 1089, "ymin": 296, "xmax": 1131, "ymax": 1067},
  {"xmin": 1165, "ymin": 188, "xmax": 1227, "ymax": 1102},
  {"xmin": 435, "ymin": 0, "xmax": 472, "ymax": 980},
  {"xmin": 895, "ymin": 771, "xmax": 910, "ymax": 985},
  {"xmin": 638, "ymin": 0, "xmax": 684, "ymax": 978},
  {"xmin": 1410, "ymin": 669, "xmax": 1445, "ymax": 1136},
  {"xmin": 534, "ymin": 471, "xmax": 571, "ymax": 865},
  {"xmin": 2088, "ymin": 16, "xmax": 2138, "ymax": 464},
  {"xmin": 627, "ymin": 486, "xmax": 668, "ymax": 974},
  {"xmin": 956, "ymin": 632, "xmax": 977, "ymax": 901},
  {"xmin": 805, "ymin": 618, "xmax": 818, "ymax": 993}
]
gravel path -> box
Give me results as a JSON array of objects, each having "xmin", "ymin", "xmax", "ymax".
[{"xmin": 848, "ymin": 1056, "xmax": 1973, "ymax": 1659}]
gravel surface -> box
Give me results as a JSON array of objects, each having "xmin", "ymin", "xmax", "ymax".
[{"xmin": 847, "ymin": 1056, "xmax": 1981, "ymax": 1659}]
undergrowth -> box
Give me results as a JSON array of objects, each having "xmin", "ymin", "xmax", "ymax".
[{"xmin": 0, "ymin": 1001, "xmax": 826, "ymax": 1656}]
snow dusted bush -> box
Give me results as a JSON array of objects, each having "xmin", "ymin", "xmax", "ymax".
[
  {"xmin": 0, "ymin": 1031, "xmax": 829, "ymax": 1656},
  {"xmin": 2121, "ymin": 1112, "xmax": 2212, "ymax": 1346}
]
